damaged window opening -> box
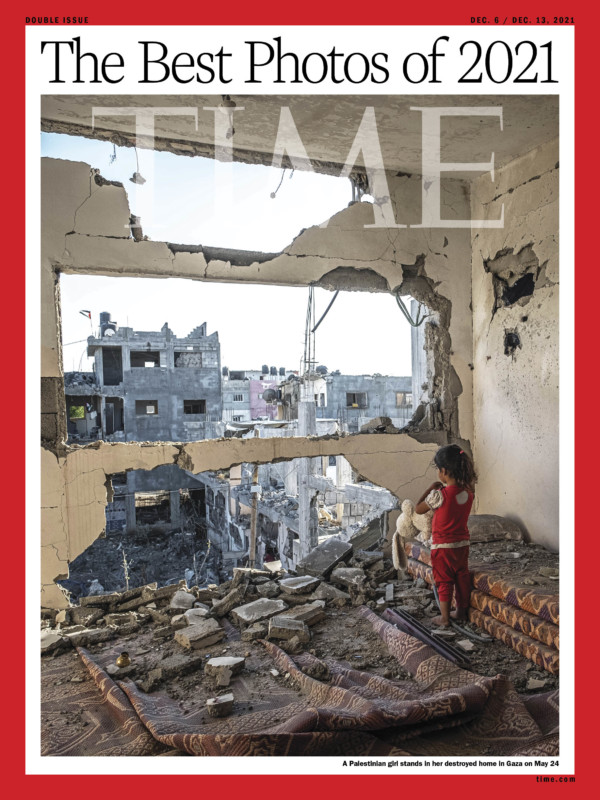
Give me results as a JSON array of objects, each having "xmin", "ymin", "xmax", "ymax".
[
  {"xmin": 62, "ymin": 455, "xmax": 398, "ymax": 601},
  {"xmin": 175, "ymin": 351, "xmax": 203, "ymax": 368},
  {"xmin": 41, "ymin": 132, "xmax": 351, "ymax": 252},
  {"xmin": 130, "ymin": 350, "xmax": 160, "ymax": 368},
  {"xmin": 60, "ymin": 275, "xmax": 420, "ymax": 444},
  {"xmin": 102, "ymin": 347, "xmax": 123, "ymax": 385}
]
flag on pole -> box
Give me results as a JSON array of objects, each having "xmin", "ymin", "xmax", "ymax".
[{"xmin": 79, "ymin": 310, "xmax": 91, "ymax": 319}]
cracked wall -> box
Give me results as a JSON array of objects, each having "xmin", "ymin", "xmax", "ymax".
[
  {"xmin": 471, "ymin": 137, "xmax": 559, "ymax": 550},
  {"xmin": 41, "ymin": 156, "xmax": 474, "ymax": 608}
]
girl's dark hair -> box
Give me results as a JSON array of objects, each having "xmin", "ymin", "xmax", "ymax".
[{"xmin": 434, "ymin": 444, "xmax": 477, "ymax": 491}]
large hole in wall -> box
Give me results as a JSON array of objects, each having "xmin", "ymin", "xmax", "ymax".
[
  {"xmin": 484, "ymin": 243, "xmax": 552, "ymax": 316},
  {"xmin": 59, "ymin": 454, "xmax": 399, "ymax": 601},
  {"xmin": 42, "ymin": 132, "xmax": 351, "ymax": 252},
  {"xmin": 60, "ymin": 273, "xmax": 418, "ymax": 444}
]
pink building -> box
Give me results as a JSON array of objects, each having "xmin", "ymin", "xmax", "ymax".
[{"xmin": 250, "ymin": 379, "xmax": 278, "ymax": 420}]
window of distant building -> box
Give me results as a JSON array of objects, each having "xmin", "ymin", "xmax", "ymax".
[
  {"xmin": 346, "ymin": 392, "xmax": 368, "ymax": 409},
  {"xmin": 184, "ymin": 400, "xmax": 206, "ymax": 415},
  {"xmin": 396, "ymin": 392, "xmax": 413, "ymax": 407},
  {"xmin": 135, "ymin": 400, "xmax": 158, "ymax": 415},
  {"xmin": 130, "ymin": 350, "xmax": 160, "ymax": 368},
  {"xmin": 233, "ymin": 394, "xmax": 244, "ymax": 402}
]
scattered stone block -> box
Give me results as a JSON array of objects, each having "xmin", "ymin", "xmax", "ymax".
[
  {"xmin": 385, "ymin": 584, "xmax": 394, "ymax": 602},
  {"xmin": 241, "ymin": 623, "xmax": 268, "ymax": 641},
  {"xmin": 64, "ymin": 627, "xmax": 118, "ymax": 647},
  {"xmin": 80, "ymin": 592, "xmax": 120, "ymax": 608},
  {"xmin": 526, "ymin": 677, "xmax": 548, "ymax": 690},
  {"xmin": 231, "ymin": 598, "xmax": 288, "ymax": 627},
  {"xmin": 268, "ymin": 617, "xmax": 310, "ymax": 643},
  {"xmin": 170, "ymin": 590, "xmax": 196, "ymax": 611},
  {"xmin": 275, "ymin": 601, "xmax": 326, "ymax": 627},
  {"xmin": 539, "ymin": 566, "xmax": 559, "ymax": 578},
  {"xmin": 212, "ymin": 586, "xmax": 247, "ymax": 618},
  {"xmin": 170, "ymin": 614, "xmax": 189, "ymax": 630},
  {"xmin": 175, "ymin": 618, "xmax": 225, "ymax": 650},
  {"xmin": 456, "ymin": 639, "xmax": 476, "ymax": 652},
  {"xmin": 153, "ymin": 625, "xmax": 172, "ymax": 640},
  {"xmin": 106, "ymin": 663, "xmax": 135, "ymax": 678},
  {"xmin": 231, "ymin": 568, "xmax": 272, "ymax": 589},
  {"xmin": 194, "ymin": 587, "xmax": 218, "ymax": 603},
  {"xmin": 206, "ymin": 693, "xmax": 234, "ymax": 717},
  {"xmin": 256, "ymin": 582, "xmax": 280, "ymax": 598},
  {"xmin": 330, "ymin": 567, "xmax": 366, "ymax": 589},
  {"xmin": 296, "ymin": 537, "xmax": 353, "ymax": 578},
  {"xmin": 184, "ymin": 607, "xmax": 210, "ymax": 624},
  {"xmin": 104, "ymin": 611, "xmax": 137, "ymax": 627},
  {"xmin": 205, "ymin": 656, "xmax": 245, "ymax": 686},
  {"xmin": 312, "ymin": 582, "xmax": 351, "ymax": 605},
  {"xmin": 41, "ymin": 630, "xmax": 66, "ymax": 654},
  {"xmin": 70, "ymin": 607, "xmax": 105, "ymax": 627},
  {"xmin": 263, "ymin": 560, "xmax": 282, "ymax": 573},
  {"xmin": 279, "ymin": 575, "xmax": 320, "ymax": 595}
]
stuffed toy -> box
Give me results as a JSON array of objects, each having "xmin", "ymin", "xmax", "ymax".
[{"xmin": 392, "ymin": 499, "xmax": 433, "ymax": 571}]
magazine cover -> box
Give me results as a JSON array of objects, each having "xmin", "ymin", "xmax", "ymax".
[{"xmin": 17, "ymin": 4, "xmax": 587, "ymax": 791}]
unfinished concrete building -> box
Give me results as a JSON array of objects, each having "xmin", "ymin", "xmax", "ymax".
[
  {"xmin": 84, "ymin": 315, "xmax": 223, "ymax": 443},
  {"xmin": 278, "ymin": 370, "xmax": 413, "ymax": 430}
]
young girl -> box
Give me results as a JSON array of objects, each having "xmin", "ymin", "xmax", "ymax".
[{"xmin": 415, "ymin": 444, "xmax": 477, "ymax": 628}]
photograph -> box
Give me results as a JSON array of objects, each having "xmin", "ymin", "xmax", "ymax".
[{"xmin": 38, "ymin": 90, "xmax": 561, "ymax": 760}]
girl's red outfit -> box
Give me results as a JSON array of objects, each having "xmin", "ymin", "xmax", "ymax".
[{"xmin": 428, "ymin": 485, "xmax": 474, "ymax": 607}]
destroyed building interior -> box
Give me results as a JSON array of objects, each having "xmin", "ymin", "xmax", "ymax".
[{"xmin": 39, "ymin": 95, "xmax": 560, "ymax": 758}]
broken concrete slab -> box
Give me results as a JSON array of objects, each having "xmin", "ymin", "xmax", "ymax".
[
  {"xmin": 274, "ymin": 600, "xmax": 326, "ymax": 627},
  {"xmin": 80, "ymin": 592, "xmax": 120, "ymax": 608},
  {"xmin": 385, "ymin": 584, "xmax": 395, "ymax": 602},
  {"xmin": 103, "ymin": 611, "xmax": 137, "ymax": 627},
  {"xmin": 174, "ymin": 618, "xmax": 225, "ymax": 650},
  {"xmin": 231, "ymin": 597, "xmax": 288, "ymax": 627},
  {"xmin": 63, "ymin": 627, "xmax": 119, "ymax": 647},
  {"xmin": 330, "ymin": 567, "xmax": 367, "ymax": 589},
  {"xmin": 312, "ymin": 582, "xmax": 351, "ymax": 605},
  {"xmin": 268, "ymin": 617, "xmax": 310, "ymax": 643},
  {"xmin": 231, "ymin": 567, "xmax": 273, "ymax": 589},
  {"xmin": 183, "ymin": 607, "xmax": 210, "ymax": 624},
  {"xmin": 206, "ymin": 693, "xmax": 234, "ymax": 717},
  {"xmin": 278, "ymin": 575, "xmax": 321, "ymax": 595},
  {"xmin": 456, "ymin": 639, "xmax": 476, "ymax": 652},
  {"xmin": 170, "ymin": 614, "xmax": 189, "ymax": 630},
  {"xmin": 296, "ymin": 537, "xmax": 352, "ymax": 578},
  {"xmin": 41, "ymin": 629, "xmax": 66, "ymax": 654},
  {"xmin": 69, "ymin": 606, "xmax": 105, "ymax": 627},
  {"xmin": 241, "ymin": 623, "xmax": 268, "ymax": 641},
  {"xmin": 256, "ymin": 582, "xmax": 280, "ymax": 599},
  {"xmin": 211, "ymin": 586, "xmax": 247, "ymax": 618},
  {"xmin": 205, "ymin": 656, "xmax": 245, "ymax": 686},
  {"xmin": 169, "ymin": 590, "xmax": 196, "ymax": 611}
]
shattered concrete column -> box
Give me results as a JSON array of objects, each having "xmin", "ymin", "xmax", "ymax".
[
  {"xmin": 125, "ymin": 493, "xmax": 136, "ymax": 533},
  {"xmin": 335, "ymin": 455, "xmax": 353, "ymax": 488}
]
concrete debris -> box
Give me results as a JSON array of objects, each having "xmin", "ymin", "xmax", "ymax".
[
  {"xmin": 170, "ymin": 614, "xmax": 189, "ymax": 630},
  {"xmin": 174, "ymin": 618, "xmax": 226, "ymax": 650},
  {"xmin": 296, "ymin": 537, "xmax": 353, "ymax": 578},
  {"xmin": 385, "ymin": 584, "xmax": 395, "ymax": 602},
  {"xmin": 278, "ymin": 575, "xmax": 320, "ymax": 595},
  {"xmin": 184, "ymin": 607, "xmax": 210, "ymax": 624},
  {"xmin": 538, "ymin": 567, "xmax": 559, "ymax": 578},
  {"xmin": 41, "ymin": 629, "xmax": 65, "ymax": 654},
  {"xmin": 212, "ymin": 586, "xmax": 248, "ymax": 618},
  {"xmin": 256, "ymin": 582, "xmax": 281, "ymax": 598},
  {"xmin": 274, "ymin": 600, "xmax": 326, "ymax": 627},
  {"xmin": 312, "ymin": 582, "xmax": 351, "ymax": 606},
  {"xmin": 170, "ymin": 590, "xmax": 196, "ymax": 611},
  {"xmin": 526, "ymin": 677, "xmax": 548, "ymax": 690},
  {"xmin": 206, "ymin": 693, "xmax": 234, "ymax": 717},
  {"xmin": 359, "ymin": 416, "xmax": 399, "ymax": 434},
  {"xmin": 268, "ymin": 617, "xmax": 310, "ymax": 643},
  {"xmin": 456, "ymin": 639, "xmax": 476, "ymax": 652},
  {"xmin": 330, "ymin": 567, "xmax": 367, "ymax": 589},
  {"xmin": 205, "ymin": 656, "xmax": 245, "ymax": 687},
  {"xmin": 231, "ymin": 598, "xmax": 289, "ymax": 627},
  {"xmin": 241, "ymin": 623, "xmax": 268, "ymax": 641}
]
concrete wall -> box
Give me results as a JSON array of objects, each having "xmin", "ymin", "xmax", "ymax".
[
  {"xmin": 471, "ymin": 138, "xmax": 559, "ymax": 550},
  {"xmin": 40, "ymin": 157, "xmax": 475, "ymax": 608}
]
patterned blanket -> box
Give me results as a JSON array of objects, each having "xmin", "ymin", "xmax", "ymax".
[
  {"xmin": 470, "ymin": 590, "xmax": 559, "ymax": 650},
  {"xmin": 41, "ymin": 608, "xmax": 558, "ymax": 757},
  {"xmin": 468, "ymin": 609, "xmax": 559, "ymax": 674}
]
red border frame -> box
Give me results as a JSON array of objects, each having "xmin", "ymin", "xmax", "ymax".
[{"xmin": 14, "ymin": 2, "xmax": 589, "ymax": 794}]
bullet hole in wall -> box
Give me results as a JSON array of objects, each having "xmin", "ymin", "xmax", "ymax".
[{"xmin": 504, "ymin": 330, "xmax": 522, "ymax": 357}]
